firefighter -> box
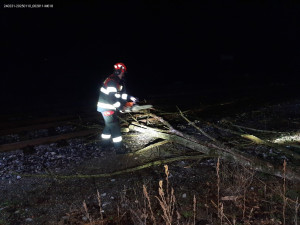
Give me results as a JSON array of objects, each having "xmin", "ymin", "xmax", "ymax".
[{"xmin": 97, "ymin": 62, "xmax": 137, "ymax": 154}]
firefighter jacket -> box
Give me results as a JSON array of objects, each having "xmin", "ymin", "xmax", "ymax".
[{"xmin": 97, "ymin": 74, "xmax": 131, "ymax": 112}]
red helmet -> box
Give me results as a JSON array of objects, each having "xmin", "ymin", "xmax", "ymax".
[{"xmin": 113, "ymin": 62, "xmax": 127, "ymax": 73}]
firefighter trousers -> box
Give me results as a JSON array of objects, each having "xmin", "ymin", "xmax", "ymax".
[{"xmin": 100, "ymin": 111, "xmax": 122, "ymax": 148}]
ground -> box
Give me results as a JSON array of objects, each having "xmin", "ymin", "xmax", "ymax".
[{"xmin": 0, "ymin": 89, "xmax": 299, "ymax": 225}]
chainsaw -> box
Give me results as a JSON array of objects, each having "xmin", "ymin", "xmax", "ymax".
[{"xmin": 123, "ymin": 102, "xmax": 153, "ymax": 113}]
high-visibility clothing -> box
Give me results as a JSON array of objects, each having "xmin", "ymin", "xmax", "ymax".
[
  {"xmin": 97, "ymin": 74, "xmax": 131, "ymax": 148},
  {"xmin": 100, "ymin": 112, "xmax": 122, "ymax": 147},
  {"xmin": 97, "ymin": 74, "xmax": 131, "ymax": 112}
]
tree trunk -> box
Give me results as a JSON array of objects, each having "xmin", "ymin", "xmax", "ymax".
[{"xmin": 129, "ymin": 123, "xmax": 300, "ymax": 181}]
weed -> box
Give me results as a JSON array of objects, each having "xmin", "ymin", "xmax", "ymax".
[
  {"xmin": 64, "ymin": 161, "xmax": 299, "ymax": 225},
  {"xmin": 181, "ymin": 210, "xmax": 193, "ymax": 219}
]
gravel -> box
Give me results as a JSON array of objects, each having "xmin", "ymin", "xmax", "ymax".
[{"xmin": 0, "ymin": 138, "xmax": 104, "ymax": 180}]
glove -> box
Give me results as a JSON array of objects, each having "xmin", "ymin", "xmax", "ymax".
[{"xmin": 130, "ymin": 96, "xmax": 139, "ymax": 103}]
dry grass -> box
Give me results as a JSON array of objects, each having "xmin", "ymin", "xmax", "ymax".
[
  {"xmin": 283, "ymin": 160, "xmax": 287, "ymax": 225},
  {"xmin": 143, "ymin": 184, "xmax": 156, "ymax": 224},
  {"xmin": 64, "ymin": 160, "xmax": 299, "ymax": 225}
]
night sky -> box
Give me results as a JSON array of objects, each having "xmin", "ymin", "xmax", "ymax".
[{"xmin": 1, "ymin": 1, "xmax": 300, "ymax": 113}]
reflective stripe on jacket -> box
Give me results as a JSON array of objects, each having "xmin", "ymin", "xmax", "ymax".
[{"xmin": 97, "ymin": 74, "xmax": 130, "ymax": 112}]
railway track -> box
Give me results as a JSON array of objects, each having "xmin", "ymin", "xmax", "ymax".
[{"xmin": 0, "ymin": 112, "xmax": 102, "ymax": 153}]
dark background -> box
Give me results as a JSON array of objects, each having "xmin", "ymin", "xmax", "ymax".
[{"xmin": 1, "ymin": 0, "xmax": 300, "ymax": 114}]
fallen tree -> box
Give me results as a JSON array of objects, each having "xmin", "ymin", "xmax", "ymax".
[
  {"xmin": 209, "ymin": 123, "xmax": 300, "ymax": 160},
  {"xmin": 23, "ymin": 154, "xmax": 210, "ymax": 179},
  {"xmin": 128, "ymin": 116, "xmax": 300, "ymax": 182}
]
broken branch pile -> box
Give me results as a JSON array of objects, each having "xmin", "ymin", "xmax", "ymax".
[{"xmin": 123, "ymin": 108, "xmax": 300, "ymax": 182}]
